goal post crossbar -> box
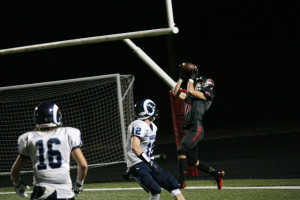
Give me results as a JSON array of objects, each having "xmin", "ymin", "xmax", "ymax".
[
  {"xmin": 0, "ymin": 74, "xmax": 121, "ymax": 91},
  {"xmin": 0, "ymin": 0, "xmax": 178, "ymax": 91},
  {"xmin": 0, "ymin": 27, "xmax": 179, "ymax": 56}
]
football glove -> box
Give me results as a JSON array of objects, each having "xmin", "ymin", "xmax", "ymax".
[
  {"xmin": 138, "ymin": 152, "xmax": 160, "ymax": 175},
  {"xmin": 179, "ymin": 71, "xmax": 188, "ymax": 80},
  {"xmin": 149, "ymin": 160, "xmax": 160, "ymax": 175},
  {"xmin": 189, "ymin": 67, "xmax": 198, "ymax": 80},
  {"xmin": 73, "ymin": 181, "xmax": 83, "ymax": 196},
  {"xmin": 14, "ymin": 181, "xmax": 30, "ymax": 198}
]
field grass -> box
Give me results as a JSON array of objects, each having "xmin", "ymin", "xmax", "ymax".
[{"xmin": 1, "ymin": 179, "xmax": 300, "ymax": 200}]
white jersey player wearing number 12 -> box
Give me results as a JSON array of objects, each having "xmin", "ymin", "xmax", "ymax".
[
  {"xmin": 126, "ymin": 119, "xmax": 157, "ymax": 168},
  {"xmin": 126, "ymin": 99, "xmax": 185, "ymax": 200},
  {"xmin": 11, "ymin": 102, "xmax": 88, "ymax": 200}
]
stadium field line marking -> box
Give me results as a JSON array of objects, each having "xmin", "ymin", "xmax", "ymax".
[
  {"xmin": 1, "ymin": 186, "xmax": 300, "ymax": 195},
  {"xmin": 187, "ymin": 186, "xmax": 300, "ymax": 190}
]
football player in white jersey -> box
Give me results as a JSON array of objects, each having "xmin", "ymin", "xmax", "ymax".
[
  {"xmin": 126, "ymin": 99, "xmax": 185, "ymax": 200},
  {"xmin": 10, "ymin": 102, "xmax": 88, "ymax": 200}
]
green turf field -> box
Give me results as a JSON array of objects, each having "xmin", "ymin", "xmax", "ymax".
[{"xmin": 1, "ymin": 179, "xmax": 300, "ymax": 200}]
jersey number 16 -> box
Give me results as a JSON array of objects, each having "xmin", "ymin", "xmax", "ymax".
[{"xmin": 36, "ymin": 138, "xmax": 62, "ymax": 170}]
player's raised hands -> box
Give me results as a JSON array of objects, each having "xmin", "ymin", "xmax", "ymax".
[
  {"xmin": 179, "ymin": 71, "xmax": 188, "ymax": 80},
  {"xmin": 190, "ymin": 67, "xmax": 198, "ymax": 80}
]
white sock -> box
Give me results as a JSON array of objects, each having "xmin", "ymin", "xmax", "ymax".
[
  {"xmin": 149, "ymin": 193, "xmax": 160, "ymax": 200},
  {"xmin": 171, "ymin": 189, "xmax": 181, "ymax": 197}
]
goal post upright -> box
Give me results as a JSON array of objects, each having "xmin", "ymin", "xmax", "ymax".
[
  {"xmin": 166, "ymin": 0, "xmax": 176, "ymax": 28},
  {"xmin": 116, "ymin": 74, "xmax": 128, "ymax": 162}
]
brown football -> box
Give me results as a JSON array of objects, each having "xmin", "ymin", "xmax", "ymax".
[{"xmin": 179, "ymin": 62, "xmax": 196, "ymax": 76}]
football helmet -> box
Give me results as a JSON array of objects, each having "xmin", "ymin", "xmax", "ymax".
[
  {"xmin": 134, "ymin": 99, "xmax": 159, "ymax": 121},
  {"xmin": 34, "ymin": 102, "xmax": 62, "ymax": 127},
  {"xmin": 195, "ymin": 76, "xmax": 215, "ymax": 90}
]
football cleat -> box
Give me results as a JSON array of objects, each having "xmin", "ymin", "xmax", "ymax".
[
  {"xmin": 178, "ymin": 182, "xmax": 186, "ymax": 190},
  {"xmin": 178, "ymin": 180, "xmax": 186, "ymax": 190},
  {"xmin": 216, "ymin": 170, "xmax": 225, "ymax": 190}
]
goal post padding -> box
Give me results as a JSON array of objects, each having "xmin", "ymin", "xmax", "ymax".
[
  {"xmin": 0, "ymin": 74, "xmax": 135, "ymax": 175},
  {"xmin": 169, "ymin": 89, "xmax": 186, "ymax": 147},
  {"xmin": 169, "ymin": 89, "xmax": 199, "ymax": 177}
]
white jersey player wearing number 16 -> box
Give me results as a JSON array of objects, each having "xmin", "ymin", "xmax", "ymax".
[{"xmin": 10, "ymin": 102, "xmax": 88, "ymax": 200}]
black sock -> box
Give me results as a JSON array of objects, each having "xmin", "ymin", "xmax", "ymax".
[
  {"xmin": 197, "ymin": 161, "xmax": 218, "ymax": 178},
  {"xmin": 178, "ymin": 158, "xmax": 187, "ymax": 182}
]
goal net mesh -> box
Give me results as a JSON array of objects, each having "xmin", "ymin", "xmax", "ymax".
[{"xmin": 0, "ymin": 74, "xmax": 135, "ymax": 174}]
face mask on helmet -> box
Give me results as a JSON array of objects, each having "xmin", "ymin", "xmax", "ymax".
[
  {"xmin": 203, "ymin": 78, "xmax": 215, "ymax": 89},
  {"xmin": 34, "ymin": 102, "xmax": 62, "ymax": 128},
  {"xmin": 194, "ymin": 76, "xmax": 215, "ymax": 90},
  {"xmin": 194, "ymin": 76, "xmax": 206, "ymax": 91},
  {"xmin": 134, "ymin": 99, "xmax": 159, "ymax": 121}
]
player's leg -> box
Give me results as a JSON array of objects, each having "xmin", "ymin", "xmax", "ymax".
[
  {"xmin": 185, "ymin": 143, "xmax": 199, "ymax": 177},
  {"xmin": 177, "ymin": 145, "xmax": 188, "ymax": 189},
  {"xmin": 129, "ymin": 162, "xmax": 161, "ymax": 197},
  {"xmin": 177, "ymin": 121, "xmax": 203, "ymax": 188},
  {"xmin": 153, "ymin": 165, "xmax": 185, "ymax": 200},
  {"xmin": 193, "ymin": 121, "xmax": 225, "ymax": 189},
  {"xmin": 196, "ymin": 160, "xmax": 225, "ymax": 189},
  {"xmin": 196, "ymin": 159, "xmax": 219, "ymax": 178},
  {"xmin": 173, "ymin": 193, "xmax": 185, "ymax": 200}
]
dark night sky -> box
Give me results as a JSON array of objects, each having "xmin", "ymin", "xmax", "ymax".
[{"xmin": 0, "ymin": 1, "xmax": 299, "ymax": 139}]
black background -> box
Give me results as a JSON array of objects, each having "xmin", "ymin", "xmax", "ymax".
[{"xmin": 0, "ymin": 1, "xmax": 299, "ymax": 141}]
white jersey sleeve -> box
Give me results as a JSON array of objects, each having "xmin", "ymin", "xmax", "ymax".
[
  {"xmin": 67, "ymin": 127, "xmax": 82, "ymax": 151},
  {"xmin": 18, "ymin": 132, "xmax": 30, "ymax": 158},
  {"xmin": 130, "ymin": 120, "xmax": 148, "ymax": 139}
]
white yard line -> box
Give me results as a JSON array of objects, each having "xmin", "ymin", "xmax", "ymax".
[{"xmin": 1, "ymin": 186, "xmax": 300, "ymax": 195}]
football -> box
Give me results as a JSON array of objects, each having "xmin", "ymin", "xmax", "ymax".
[{"xmin": 179, "ymin": 62, "xmax": 196, "ymax": 76}]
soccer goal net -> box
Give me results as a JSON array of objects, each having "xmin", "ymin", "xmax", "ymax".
[{"xmin": 0, "ymin": 74, "xmax": 135, "ymax": 175}]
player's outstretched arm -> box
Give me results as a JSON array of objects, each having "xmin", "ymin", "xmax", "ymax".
[{"xmin": 72, "ymin": 148, "xmax": 88, "ymax": 195}]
